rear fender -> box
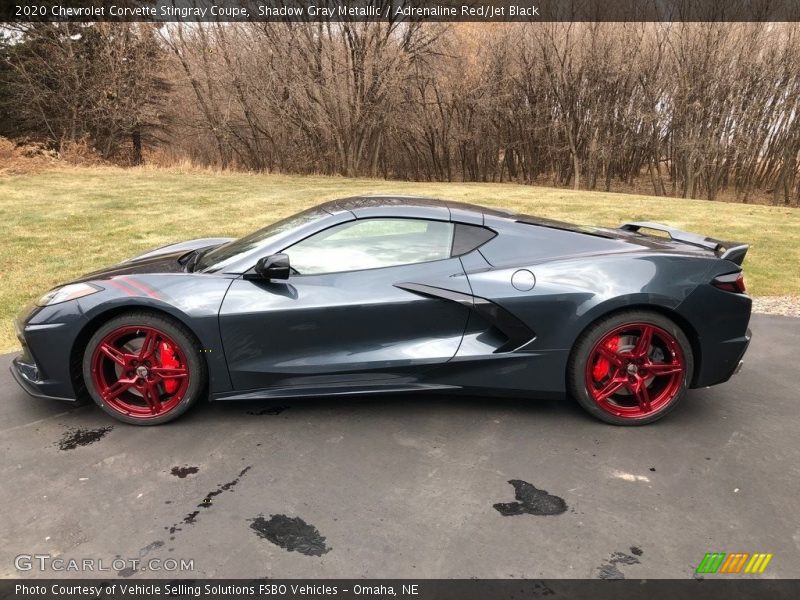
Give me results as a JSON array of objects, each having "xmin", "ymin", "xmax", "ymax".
[{"xmin": 468, "ymin": 254, "xmax": 717, "ymax": 352}]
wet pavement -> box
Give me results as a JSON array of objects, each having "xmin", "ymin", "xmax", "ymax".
[{"xmin": 0, "ymin": 314, "xmax": 798, "ymax": 579}]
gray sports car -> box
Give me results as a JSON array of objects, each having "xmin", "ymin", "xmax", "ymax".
[{"xmin": 11, "ymin": 196, "xmax": 751, "ymax": 425}]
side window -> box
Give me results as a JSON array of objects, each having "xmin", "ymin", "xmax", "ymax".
[
  {"xmin": 451, "ymin": 223, "xmax": 497, "ymax": 256},
  {"xmin": 287, "ymin": 218, "xmax": 455, "ymax": 275}
]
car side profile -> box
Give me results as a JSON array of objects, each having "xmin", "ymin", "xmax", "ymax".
[{"xmin": 11, "ymin": 196, "xmax": 751, "ymax": 425}]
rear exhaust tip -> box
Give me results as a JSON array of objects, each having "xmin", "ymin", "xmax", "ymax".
[{"xmin": 733, "ymin": 360, "xmax": 744, "ymax": 375}]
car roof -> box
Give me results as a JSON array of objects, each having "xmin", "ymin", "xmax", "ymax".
[{"xmin": 317, "ymin": 195, "xmax": 516, "ymax": 225}]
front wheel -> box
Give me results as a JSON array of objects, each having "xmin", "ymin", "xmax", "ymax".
[
  {"xmin": 82, "ymin": 312, "xmax": 207, "ymax": 425},
  {"xmin": 567, "ymin": 310, "xmax": 694, "ymax": 425}
]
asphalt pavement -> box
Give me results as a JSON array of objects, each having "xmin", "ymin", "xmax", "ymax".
[{"xmin": 0, "ymin": 314, "xmax": 798, "ymax": 579}]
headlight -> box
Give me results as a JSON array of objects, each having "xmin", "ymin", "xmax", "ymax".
[{"xmin": 36, "ymin": 283, "xmax": 103, "ymax": 307}]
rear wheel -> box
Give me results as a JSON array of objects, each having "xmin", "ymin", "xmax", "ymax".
[
  {"xmin": 82, "ymin": 312, "xmax": 206, "ymax": 425},
  {"xmin": 567, "ymin": 310, "xmax": 693, "ymax": 425}
]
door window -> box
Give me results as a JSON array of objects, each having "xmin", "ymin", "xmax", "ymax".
[{"xmin": 286, "ymin": 218, "xmax": 454, "ymax": 275}]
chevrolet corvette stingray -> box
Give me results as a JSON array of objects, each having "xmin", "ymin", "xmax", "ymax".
[{"xmin": 11, "ymin": 196, "xmax": 751, "ymax": 425}]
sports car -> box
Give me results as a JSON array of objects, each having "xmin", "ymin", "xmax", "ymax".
[{"xmin": 11, "ymin": 196, "xmax": 751, "ymax": 425}]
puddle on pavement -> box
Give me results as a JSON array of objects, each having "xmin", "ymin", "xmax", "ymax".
[
  {"xmin": 138, "ymin": 540, "xmax": 164, "ymax": 558},
  {"xmin": 198, "ymin": 465, "xmax": 251, "ymax": 508},
  {"xmin": 57, "ymin": 426, "xmax": 113, "ymax": 451},
  {"xmin": 493, "ymin": 479, "xmax": 568, "ymax": 516},
  {"xmin": 170, "ymin": 465, "xmax": 199, "ymax": 478},
  {"xmin": 597, "ymin": 549, "xmax": 643, "ymax": 579},
  {"xmin": 165, "ymin": 466, "xmax": 252, "ymax": 536},
  {"xmin": 250, "ymin": 514, "xmax": 331, "ymax": 557}
]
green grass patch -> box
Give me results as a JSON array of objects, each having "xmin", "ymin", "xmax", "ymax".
[{"xmin": 1, "ymin": 166, "xmax": 797, "ymax": 353}]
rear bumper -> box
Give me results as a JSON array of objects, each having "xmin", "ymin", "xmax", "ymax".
[
  {"xmin": 691, "ymin": 327, "xmax": 751, "ymax": 388},
  {"xmin": 9, "ymin": 356, "xmax": 77, "ymax": 403},
  {"xmin": 677, "ymin": 282, "xmax": 752, "ymax": 389},
  {"xmin": 727, "ymin": 327, "xmax": 751, "ymax": 380}
]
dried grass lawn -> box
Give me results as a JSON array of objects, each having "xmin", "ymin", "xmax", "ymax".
[{"xmin": 1, "ymin": 166, "xmax": 797, "ymax": 352}]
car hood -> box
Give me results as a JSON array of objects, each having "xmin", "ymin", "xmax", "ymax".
[
  {"xmin": 69, "ymin": 238, "xmax": 234, "ymax": 283},
  {"xmin": 123, "ymin": 237, "xmax": 235, "ymax": 263}
]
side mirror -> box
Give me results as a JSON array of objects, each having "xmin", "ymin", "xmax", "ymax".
[{"xmin": 247, "ymin": 253, "xmax": 290, "ymax": 280}]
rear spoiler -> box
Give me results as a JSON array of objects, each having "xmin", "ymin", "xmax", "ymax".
[{"xmin": 618, "ymin": 222, "xmax": 749, "ymax": 266}]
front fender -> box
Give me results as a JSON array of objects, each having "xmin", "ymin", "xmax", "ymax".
[{"xmin": 72, "ymin": 274, "xmax": 236, "ymax": 394}]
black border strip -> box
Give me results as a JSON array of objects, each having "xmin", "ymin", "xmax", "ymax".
[
  {"xmin": 4, "ymin": 1, "xmax": 800, "ymax": 23},
  {"xmin": 2, "ymin": 579, "xmax": 800, "ymax": 600}
]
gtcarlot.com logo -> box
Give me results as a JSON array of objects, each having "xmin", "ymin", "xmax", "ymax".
[
  {"xmin": 696, "ymin": 552, "xmax": 773, "ymax": 574},
  {"xmin": 15, "ymin": 553, "xmax": 194, "ymax": 573}
]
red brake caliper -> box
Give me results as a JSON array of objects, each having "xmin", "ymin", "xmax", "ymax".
[
  {"xmin": 592, "ymin": 336, "xmax": 619, "ymax": 381},
  {"xmin": 158, "ymin": 341, "xmax": 180, "ymax": 394}
]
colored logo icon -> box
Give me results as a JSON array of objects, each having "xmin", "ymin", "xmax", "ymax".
[{"xmin": 696, "ymin": 552, "xmax": 773, "ymax": 574}]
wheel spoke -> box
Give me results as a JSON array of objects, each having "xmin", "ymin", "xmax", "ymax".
[
  {"xmin": 594, "ymin": 373, "xmax": 627, "ymax": 401},
  {"xmin": 141, "ymin": 381, "xmax": 163, "ymax": 414},
  {"xmin": 151, "ymin": 366, "xmax": 188, "ymax": 379},
  {"xmin": 630, "ymin": 377, "xmax": 652, "ymax": 412},
  {"xmin": 138, "ymin": 329, "xmax": 159, "ymax": 360},
  {"xmin": 632, "ymin": 325, "xmax": 654, "ymax": 359},
  {"xmin": 597, "ymin": 345, "xmax": 623, "ymax": 367},
  {"xmin": 644, "ymin": 362, "xmax": 683, "ymax": 376},
  {"xmin": 104, "ymin": 376, "xmax": 135, "ymax": 400},
  {"xmin": 99, "ymin": 343, "xmax": 129, "ymax": 367}
]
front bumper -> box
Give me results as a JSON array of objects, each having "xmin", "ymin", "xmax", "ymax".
[
  {"xmin": 10, "ymin": 356, "xmax": 76, "ymax": 402},
  {"xmin": 11, "ymin": 303, "xmax": 81, "ymax": 402}
]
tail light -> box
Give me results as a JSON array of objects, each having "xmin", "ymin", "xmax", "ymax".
[{"xmin": 712, "ymin": 271, "xmax": 746, "ymax": 294}]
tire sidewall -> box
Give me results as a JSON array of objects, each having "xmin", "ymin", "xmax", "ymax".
[
  {"xmin": 82, "ymin": 313, "xmax": 205, "ymax": 426},
  {"xmin": 568, "ymin": 310, "xmax": 694, "ymax": 426}
]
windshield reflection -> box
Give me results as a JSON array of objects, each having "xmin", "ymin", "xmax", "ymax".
[{"xmin": 196, "ymin": 207, "xmax": 329, "ymax": 272}]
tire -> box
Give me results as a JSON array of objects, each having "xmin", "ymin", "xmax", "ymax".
[
  {"xmin": 567, "ymin": 310, "xmax": 694, "ymax": 425},
  {"xmin": 82, "ymin": 312, "xmax": 207, "ymax": 425}
]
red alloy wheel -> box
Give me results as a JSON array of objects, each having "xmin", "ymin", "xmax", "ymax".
[
  {"xmin": 90, "ymin": 325, "xmax": 190, "ymax": 420},
  {"xmin": 584, "ymin": 322, "xmax": 686, "ymax": 420}
]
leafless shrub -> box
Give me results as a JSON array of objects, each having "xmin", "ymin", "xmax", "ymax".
[{"xmin": 3, "ymin": 21, "xmax": 799, "ymax": 204}]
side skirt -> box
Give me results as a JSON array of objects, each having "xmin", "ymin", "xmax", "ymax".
[{"xmin": 211, "ymin": 382, "xmax": 460, "ymax": 401}]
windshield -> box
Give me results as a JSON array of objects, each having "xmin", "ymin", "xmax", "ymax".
[{"xmin": 195, "ymin": 206, "xmax": 329, "ymax": 272}]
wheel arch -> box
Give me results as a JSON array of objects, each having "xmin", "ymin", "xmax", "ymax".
[
  {"xmin": 568, "ymin": 302, "xmax": 702, "ymax": 388},
  {"xmin": 69, "ymin": 304, "xmax": 206, "ymax": 401}
]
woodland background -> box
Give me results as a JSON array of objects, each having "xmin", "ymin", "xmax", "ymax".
[{"xmin": 2, "ymin": 20, "xmax": 800, "ymax": 205}]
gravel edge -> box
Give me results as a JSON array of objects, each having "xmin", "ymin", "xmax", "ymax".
[{"xmin": 751, "ymin": 296, "xmax": 800, "ymax": 317}]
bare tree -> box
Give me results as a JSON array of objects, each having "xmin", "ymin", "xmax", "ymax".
[
  {"xmin": 3, "ymin": 20, "xmax": 800, "ymax": 204},
  {"xmin": 2, "ymin": 23, "xmax": 167, "ymax": 162}
]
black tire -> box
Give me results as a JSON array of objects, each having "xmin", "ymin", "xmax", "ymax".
[
  {"xmin": 82, "ymin": 312, "xmax": 207, "ymax": 425},
  {"xmin": 567, "ymin": 310, "xmax": 694, "ymax": 426}
]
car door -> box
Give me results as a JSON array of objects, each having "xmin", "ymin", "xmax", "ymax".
[{"xmin": 219, "ymin": 218, "xmax": 473, "ymax": 390}]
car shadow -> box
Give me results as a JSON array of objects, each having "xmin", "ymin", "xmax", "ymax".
[
  {"xmin": 2, "ymin": 376, "xmax": 725, "ymax": 430},
  {"xmin": 185, "ymin": 390, "xmax": 592, "ymax": 425}
]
